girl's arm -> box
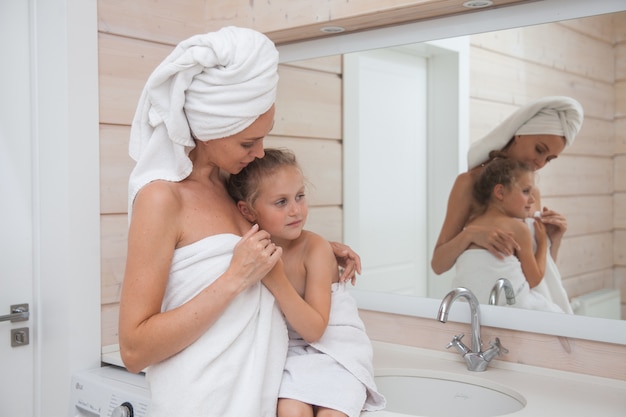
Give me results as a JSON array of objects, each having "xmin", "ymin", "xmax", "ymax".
[
  {"xmin": 431, "ymin": 173, "xmax": 519, "ymax": 274},
  {"xmin": 539, "ymin": 206, "xmax": 567, "ymax": 261},
  {"xmin": 513, "ymin": 219, "xmax": 547, "ymax": 288},
  {"xmin": 262, "ymin": 234, "xmax": 334, "ymax": 343},
  {"xmin": 530, "ymin": 188, "xmax": 567, "ymax": 261},
  {"xmin": 119, "ymin": 182, "xmax": 280, "ymax": 373}
]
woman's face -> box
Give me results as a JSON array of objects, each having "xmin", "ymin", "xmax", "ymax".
[
  {"xmin": 504, "ymin": 134, "xmax": 566, "ymax": 171},
  {"xmin": 201, "ymin": 105, "xmax": 275, "ymax": 174}
]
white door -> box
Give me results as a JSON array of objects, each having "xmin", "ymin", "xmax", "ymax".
[
  {"xmin": 344, "ymin": 48, "xmax": 428, "ymax": 296},
  {"xmin": 1, "ymin": 2, "xmax": 101, "ymax": 415},
  {"xmin": 0, "ymin": 1, "xmax": 35, "ymax": 414}
]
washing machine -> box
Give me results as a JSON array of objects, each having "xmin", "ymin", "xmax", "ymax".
[{"xmin": 68, "ymin": 366, "xmax": 151, "ymax": 417}]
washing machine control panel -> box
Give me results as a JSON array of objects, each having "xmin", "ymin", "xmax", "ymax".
[{"xmin": 69, "ymin": 366, "xmax": 150, "ymax": 417}]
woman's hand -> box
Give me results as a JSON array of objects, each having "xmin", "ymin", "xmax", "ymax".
[
  {"xmin": 230, "ymin": 224, "xmax": 282, "ymax": 290},
  {"xmin": 330, "ymin": 241, "xmax": 361, "ymax": 285},
  {"xmin": 464, "ymin": 224, "xmax": 520, "ymax": 259}
]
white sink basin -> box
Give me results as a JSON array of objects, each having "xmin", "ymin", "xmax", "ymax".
[{"xmin": 375, "ymin": 369, "xmax": 526, "ymax": 417}]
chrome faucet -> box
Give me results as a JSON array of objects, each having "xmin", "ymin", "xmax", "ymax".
[
  {"xmin": 437, "ymin": 287, "xmax": 508, "ymax": 372},
  {"xmin": 489, "ymin": 278, "xmax": 516, "ymax": 306}
]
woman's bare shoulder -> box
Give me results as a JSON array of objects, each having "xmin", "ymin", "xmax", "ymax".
[
  {"xmin": 451, "ymin": 169, "xmax": 482, "ymax": 198},
  {"xmin": 132, "ymin": 180, "xmax": 183, "ymax": 221},
  {"xmin": 135, "ymin": 180, "xmax": 181, "ymax": 203},
  {"xmin": 453, "ymin": 170, "xmax": 474, "ymax": 188}
]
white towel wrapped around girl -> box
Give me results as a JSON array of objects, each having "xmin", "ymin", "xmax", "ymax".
[
  {"xmin": 451, "ymin": 217, "xmax": 572, "ymax": 314},
  {"xmin": 279, "ymin": 282, "xmax": 386, "ymax": 417}
]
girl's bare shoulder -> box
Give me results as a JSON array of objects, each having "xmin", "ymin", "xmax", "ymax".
[
  {"xmin": 471, "ymin": 212, "xmax": 524, "ymax": 229},
  {"xmin": 486, "ymin": 215, "xmax": 530, "ymax": 240},
  {"xmin": 298, "ymin": 230, "xmax": 335, "ymax": 262}
]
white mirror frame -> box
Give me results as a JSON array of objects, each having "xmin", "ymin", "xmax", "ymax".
[{"xmin": 277, "ymin": 0, "xmax": 626, "ymax": 345}]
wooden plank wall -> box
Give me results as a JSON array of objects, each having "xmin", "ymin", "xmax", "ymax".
[
  {"xmin": 468, "ymin": 13, "xmax": 626, "ymax": 317},
  {"xmin": 98, "ymin": 0, "xmax": 625, "ymax": 367},
  {"xmin": 98, "ymin": 46, "xmax": 343, "ymax": 346}
]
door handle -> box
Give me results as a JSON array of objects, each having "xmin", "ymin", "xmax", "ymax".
[{"xmin": 0, "ymin": 304, "xmax": 29, "ymax": 323}]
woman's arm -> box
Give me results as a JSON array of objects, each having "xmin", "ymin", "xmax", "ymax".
[
  {"xmin": 431, "ymin": 173, "xmax": 519, "ymax": 274},
  {"xmin": 119, "ymin": 182, "xmax": 280, "ymax": 373},
  {"xmin": 263, "ymin": 234, "xmax": 334, "ymax": 343}
]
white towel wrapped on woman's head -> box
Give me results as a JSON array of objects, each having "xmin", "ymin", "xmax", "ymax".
[
  {"xmin": 128, "ymin": 26, "xmax": 279, "ymax": 211},
  {"xmin": 467, "ymin": 96, "xmax": 584, "ymax": 169}
]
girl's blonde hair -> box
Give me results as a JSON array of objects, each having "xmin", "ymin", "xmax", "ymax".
[
  {"xmin": 227, "ymin": 148, "xmax": 302, "ymax": 206},
  {"xmin": 473, "ymin": 158, "xmax": 532, "ymax": 206}
]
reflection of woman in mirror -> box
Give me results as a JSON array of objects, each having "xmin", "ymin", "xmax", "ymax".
[
  {"xmin": 451, "ymin": 158, "xmax": 564, "ymax": 312},
  {"xmin": 431, "ymin": 96, "xmax": 583, "ymax": 275}
]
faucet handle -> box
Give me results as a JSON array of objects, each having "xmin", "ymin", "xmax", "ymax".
[
  {"xmin": 490, "ymin": 337, "xmax": 509, "ymax": 356},
  {"xmin": 446, "ymin": 333, "xmax": 464, "ymax": 347},
  {"xmin": 446, "ymin": 334, "xmax": 470, "ymax": 355}
]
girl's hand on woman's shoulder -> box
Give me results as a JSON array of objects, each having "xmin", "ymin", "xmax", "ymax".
[{"xmin": 330, "ymin": 241, "xmax": 361, "ymax": 285}]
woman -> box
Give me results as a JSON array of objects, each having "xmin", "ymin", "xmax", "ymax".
[
  {"xmin": 118, "ymin": 27, "xmax": 360, "ymax": 417},
  {"xmin": 431, "ymin": 96, "xmax": 583, "ymax": 277}
]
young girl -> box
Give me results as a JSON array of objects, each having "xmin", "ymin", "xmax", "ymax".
[
  {"xmin": 227, "ymin": 148, "xmax": 385, "ymax": 417},
  {"xmin": 451, "ymin": 157, "xmax": 565, "ymax": 312}
]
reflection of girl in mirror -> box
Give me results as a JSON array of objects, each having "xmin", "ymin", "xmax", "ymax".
[
  {"xmin": 227, "ymin": 148, "xmax": 385, "ymax": 417},
  {"xmin": 451, "ymin": 158, "xmax": 564, "ymax": 312},
  {"xmin": 431, "ymin": 96, "xmax": 583, "ymax": 276}
]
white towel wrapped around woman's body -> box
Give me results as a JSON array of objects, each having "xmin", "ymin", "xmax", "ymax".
[
  {"xmin": 279, "ymin": 282, "xmax": 386, "ymax": 417},
  {"xmin": 452, "ymin": 249, "xmax": 564, "ymax": 313},
  {"xmin": 146, "ymin": 234, "xmax": 288, "ymax": 417}
]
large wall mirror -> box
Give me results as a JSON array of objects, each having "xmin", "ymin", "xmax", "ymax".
[{"xmin": 277, "ymin": 0, "xmax": 626, "ymax": 345}]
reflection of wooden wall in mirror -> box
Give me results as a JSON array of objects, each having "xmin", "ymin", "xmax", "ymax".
[{"xmin": 269, "ymin": 14, "xmax": 626, "ymax": 317}]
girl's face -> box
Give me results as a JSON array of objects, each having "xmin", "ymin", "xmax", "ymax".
[
  {"xmin": 504, "ymin": 134, "xmax": 566, "ymax": 171},
  {"xmin": 201, "ymin": 105, "xmax": 275, "ymax": 174},
  {"xmin": 501, "ymin": 171, "xmax": 536, "ymax": 219},
  {"xmin": 248, "ymin": 165, "xmax": 308, "ymax": 242}
]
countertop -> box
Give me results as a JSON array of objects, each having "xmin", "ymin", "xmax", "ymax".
[
  {"xmin": 365, "ymin": 340, "xmax": 626, "ymax": 417},
  {"xmin": 103, "ymin": 341, "xmax": 626, "ymax": 416}
]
